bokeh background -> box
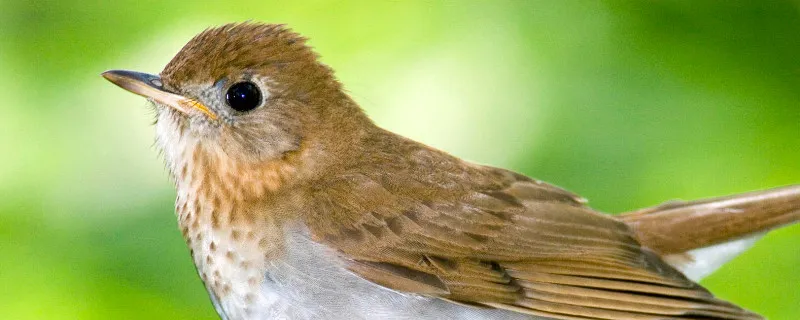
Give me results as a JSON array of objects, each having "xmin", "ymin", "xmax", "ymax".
[{"xmin": 1, "ymin": 1, "xmax": 798, "ymax": 319}]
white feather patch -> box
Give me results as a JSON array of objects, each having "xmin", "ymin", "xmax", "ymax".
[{"xmin": 664, "ymin": 233, "xmax": 764, "ymax": 282}]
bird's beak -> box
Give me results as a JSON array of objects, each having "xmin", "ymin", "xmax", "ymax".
[{"xmin": 101, "ymin": 70, "xmax": 218, "ymax": 120}]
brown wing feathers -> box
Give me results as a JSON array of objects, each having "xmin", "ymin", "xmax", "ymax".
[{"xmin": 306, "ymin": 168, "xmax": 762, "ymax": 319}]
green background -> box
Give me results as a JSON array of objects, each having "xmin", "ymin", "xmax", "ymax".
[{"xmin": 1, "ymin": 1, "xmax": 798, "ymax": 319}]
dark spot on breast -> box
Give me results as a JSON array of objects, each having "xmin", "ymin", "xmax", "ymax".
[
  {"xmin": 175, "ymin": 199, "xmax": 186, "ymax": 214},
  {"xmin": 209, "ymin": 241, "xmax": 217, "ymax": 252},
  {"xmin": 248, "ymin": 276, "xmax": 260, "ymax": 287},
  {"xmin": 244, "ymin": 211, "xmax": 257, "ymax": 223},
  {"xmin": 229, "ymin": 202, "xmax": 239, "ymax": 220},
  {"xmin": 211, "ymin": 210, "xmax": 220, "ymax": 228},
  {"xmin": 258, "ymin": 237, "xmax": 270, "ymax": 249},
  {"xmin": 231, "ymin": 230, "xmax": 242, "ymax": 241}
]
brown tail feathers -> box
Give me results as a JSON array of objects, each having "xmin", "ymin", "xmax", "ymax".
[{"xmin": 620, "ymin": 185, "xmax": 800, "ymax": 255}]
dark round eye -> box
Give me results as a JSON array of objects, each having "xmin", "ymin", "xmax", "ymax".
[{"xmin": 225, "ymin": 81, "xmax": 262, "ymax": 112}]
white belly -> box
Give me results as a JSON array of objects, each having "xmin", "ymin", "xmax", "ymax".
[{"xmin": 200, "ymin": 226, "xmax": 541, "ymax": 320}]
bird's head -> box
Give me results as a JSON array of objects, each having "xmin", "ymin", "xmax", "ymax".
[{"xmin": 104, "ymin": 23, "xmax": 369, "ymax": 192}]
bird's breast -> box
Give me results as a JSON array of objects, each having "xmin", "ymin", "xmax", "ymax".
[{"xmin": 176, "ymin": 192, "xmax": 282, "ymax": 319}]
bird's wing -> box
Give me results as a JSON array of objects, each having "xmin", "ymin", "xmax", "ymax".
[{"xmin": 304, "ymin": 168, "xmax": 761, "ymax": 320}]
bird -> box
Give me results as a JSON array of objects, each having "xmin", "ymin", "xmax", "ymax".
[{"xmin": 102, "ymin": 23, "xmax": 799, "ymax": 320}]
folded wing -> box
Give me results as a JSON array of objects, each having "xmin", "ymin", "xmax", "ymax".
[{"xmin": 305, "ymin": 168, "xmax": 762, "ymax": 320}]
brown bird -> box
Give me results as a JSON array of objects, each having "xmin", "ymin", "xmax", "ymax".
[{"xmin": 102, "ymin": 23, "xmax": 799, "ymax": 320}]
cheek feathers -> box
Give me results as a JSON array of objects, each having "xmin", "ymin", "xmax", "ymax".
[{"xmin": 155, "ymin": 107, "xmax": 197, "ymax": 180}]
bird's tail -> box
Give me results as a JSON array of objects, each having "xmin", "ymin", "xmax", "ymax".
[{"xmin": 619, "ymin": 185, "xmax": 800, "ymax": 281}]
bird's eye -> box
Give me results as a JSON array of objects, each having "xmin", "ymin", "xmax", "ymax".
[{"xmin": 225, "ymin": 81, "xmax": 262, "ymax": 112}]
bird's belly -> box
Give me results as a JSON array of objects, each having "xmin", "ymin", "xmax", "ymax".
[{"xmin": 200, "ymin": 226, "xmax": 539, "ymax": 320}]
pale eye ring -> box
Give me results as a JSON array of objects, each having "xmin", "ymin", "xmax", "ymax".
[{"xmin": 225, "ymin": 81, "xmax": 261, "ymax": 112}]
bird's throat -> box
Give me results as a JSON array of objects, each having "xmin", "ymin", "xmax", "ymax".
[{"xmin": 171, "ymin": 141, "xmax": 303, "ymax": 310}]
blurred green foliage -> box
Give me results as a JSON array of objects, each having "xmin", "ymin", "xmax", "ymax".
[{"xmin": 0, "ymin": 1, "xmax": 797, "ymax": 319}]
